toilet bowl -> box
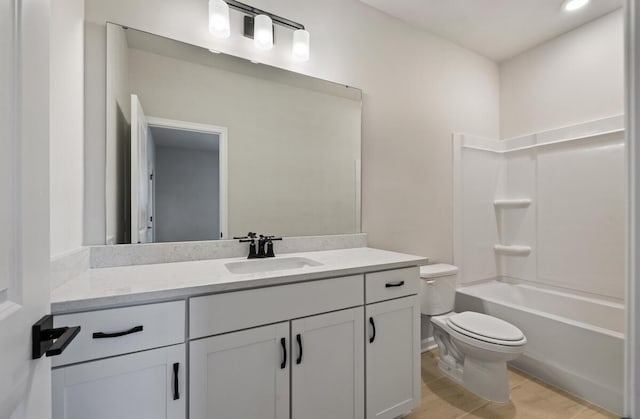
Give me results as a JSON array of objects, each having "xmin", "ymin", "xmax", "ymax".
[{"xmin": 420, "ymin": 264, "xmax": 526, "ymax": 403}]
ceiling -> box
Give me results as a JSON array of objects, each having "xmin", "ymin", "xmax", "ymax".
[
  {"xmin": 359, "ymin": 0, "xmax": 623, "ymax": 62},
  {"xmin": 150, "ymin": 126, "xmax": 220, "ymax": 152}
]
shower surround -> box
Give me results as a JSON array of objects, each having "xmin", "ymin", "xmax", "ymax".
[{"xmin": 452, "ymin": 115, "xmax": 625, "ymax": 414}]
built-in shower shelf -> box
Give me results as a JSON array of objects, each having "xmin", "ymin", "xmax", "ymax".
[
  {"xmin": 494, "ymin": 244, "xmax": 531, "ymax": 256},
  {"xmin": 493, "ymin": 198, "xmax": 531, "ymax": 209}
]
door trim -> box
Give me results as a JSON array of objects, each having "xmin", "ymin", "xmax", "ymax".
[
  {"xmin": 0, "ymin": 0, "xmax": 20, "ymax": 317},
  {"xmin": 625, "ymin": 1, "xmax": 637, "ymax": 417},
  {"xmin": 145, "ymin": 117, "xmax": 229, "ymax": 240}
]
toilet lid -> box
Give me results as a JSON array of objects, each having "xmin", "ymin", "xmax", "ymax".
[{"xmin": 447, "ymin": 312, "xmax": 524, "ymax": 342}]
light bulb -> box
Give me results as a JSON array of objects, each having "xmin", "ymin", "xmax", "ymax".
[
  {"xmin": 209, "ymin": 0, "xmax": 230, "ymax": 39},
  {"xmin": 562, "ymin": 0, "xmax": 589, "ymax": 12},
  {"xmin": 254, "ymin": 14, "xmax": 273, "ymax": 50},
  {"xmin": 292, "ymin": 29, "xmax": 310, "ymax": 61}
]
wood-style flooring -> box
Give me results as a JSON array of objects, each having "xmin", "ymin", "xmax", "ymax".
[{"xmin": 406, "ymin": 349, "xmax": 618, "ymax": 419}]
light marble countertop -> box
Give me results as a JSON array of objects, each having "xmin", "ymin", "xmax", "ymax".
[{"xmin": 51, "ymin": 247, "xmax": 428, "ymax": 314}]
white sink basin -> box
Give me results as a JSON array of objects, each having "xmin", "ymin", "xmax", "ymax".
[{"xmin": 225, "ymin": 257, "xmax": 323, "ymax": 274}]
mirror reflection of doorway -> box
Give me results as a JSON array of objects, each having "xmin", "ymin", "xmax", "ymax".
[
  {"xmin": 130, "ymin": 97, "xmax": 228, "ymax": 244},
  {"xmin": 150, "ymin": 125, "xmax": 222, "ymax": 243}
]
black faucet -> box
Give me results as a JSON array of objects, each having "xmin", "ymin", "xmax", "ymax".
[
  {"xmin": 235, "ymin": 232, "xmax": 259, "ymax": 259},
  {"xmin": 257, "ymin": 235, "xmax": 283, "ymax": 258},
  {"xmin": 236, "ymin": 233, "xmax": 282, "ymax": 259}
]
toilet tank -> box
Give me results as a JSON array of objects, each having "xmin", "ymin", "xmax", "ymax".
[{"xmin": 419, "ymin": 264, "xmax": 459, "ymax": 315}]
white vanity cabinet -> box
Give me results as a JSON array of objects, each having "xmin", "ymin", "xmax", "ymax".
[
  {"xmin": 51, "ymin": 301, "xmax": 187, "ymax": 419},
  {"xmin": 189, "ymin": 322, "xmax": 291, "ymax": 419},
  {"xmin": 52, "ymin": 344, "xmax": 186, "ymax": 419},
  {"xmin": 190, "ymin": 307, "xmax": 364, "ymax": 419},
  {"xmin": 51, "ymin": 264, "xmax": 422, "ymax": 419},
  {"xmin": 365, "ymin": 296, "xmax": 421, "ymax": 419},
  {"xmin": 364, "ymin": 267, "xmax": 421, "ymax": 419},
  {"xmin": 188, "ymin": 275, "xmax": 366, "ymax": 419},
  {"xmin": 291, "ymin": 307, "xmax": 364, "ymax": 419}
]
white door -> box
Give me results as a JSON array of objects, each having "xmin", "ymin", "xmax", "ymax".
[
  {"xmin": 52, "ymin": 344, "xmax": 186, "ymax": 419},
  {"xmin": 189, "ymin": 322, "xmax": 290, "ymax": 419},
  {"xmin": 0, "ymin": 0, "xmax": 52, "ymax": 418},
  {"xmin": 291, "ymin": 307, "xmax": 364, "ymax": 419},
  {"xmin": 131, "ymin": 94, "xmax": 151, "ymax": 243},
  {"xmin": 366, "ymin": 297, "xmax": 421, "ymax": 419}
]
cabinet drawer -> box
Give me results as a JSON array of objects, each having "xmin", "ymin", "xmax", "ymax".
[
  {"xmin": 365, "ymin": 267, "xmax": 419, "ymax": 304},
  {"xmin": 52, "ymin": 301, "xmax": 186, "ymax": 367},
  {"xmin": 190, "ymin": 275, "xmax": 364, "ymax": 339}
]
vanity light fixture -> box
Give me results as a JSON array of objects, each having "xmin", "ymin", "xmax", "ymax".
[
  {"xmin": 253, "ymin": 14, "xmax": 274, "ymax": 50},
  {"xmin": 209, "ymin": 0, "xmax": 231, "ymax": 38},
  {"xmin": 562, "ymin": 0, "xmax": 589, "ymax": 12},
  {"xmin": 292, "ymin": 29, "xmax": 310, "ymax": 62},
  {"xmin": 210, "ymin": 0, "xmax": 310, "ymax": 60}
]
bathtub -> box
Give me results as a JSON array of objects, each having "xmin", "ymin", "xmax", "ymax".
[{"xmin": 454, "ymin": 279, "xmax": 624, "ymax": 415}]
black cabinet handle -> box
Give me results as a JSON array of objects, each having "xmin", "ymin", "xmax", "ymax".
[
  {"xmin": 385, "ymin": 281, "xmax": 405, "ymax": 288},
  {"xmin": 280, "ymin": 337, "xmax": 287, "ymax": 369},
  {"xmin": 296, "ymin": 334, "xmax": 303, "ymax": 365},
  {"xmin": 92, "ymin": 325, "xmax": 143, "ymax": 339},
  {"xmin": 172, "ymin": 363, "xmax": 180, "ymax": 400},
  {"xmin": 369, "ymin": 317, "xmax": 376, "ymax": 343}
]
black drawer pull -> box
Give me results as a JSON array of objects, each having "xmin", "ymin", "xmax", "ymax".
[
  {"xmin": 385, "ymin": 281, "xmax": 405, "ymax": 288},
  {"xmin": 280, "ymin": 337, "xmax": 287, "ymax": 369},
  {"xmin": 296, "ymin": 334, "xmax": 303, "ymax": 365},
  {"xmin": 92, "ymin": 325, "xmax": 143, "ymax": 339},
  {"xmin": 369, "ymin": 317, "xmax": 376, "ymax": 343},
  {"xmin": 173, "ymin": 363, "xmax": 180, "ymax": 400}
]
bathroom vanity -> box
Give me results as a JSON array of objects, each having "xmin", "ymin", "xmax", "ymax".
[
  {"xmin": 48, "ymin": 16, "xmax": 422, "ymax": 419},
  {"xmin": 50, "ymin": 247, "xmax": 426, "ymax": 419}
]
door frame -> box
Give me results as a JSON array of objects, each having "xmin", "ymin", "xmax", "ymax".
[
  {"xmin": 145, "ymin": 117, "xmax": 229, "ymax": 240},
  {"xmin": 626, "ymin": 1, "xmax": 638, "ymax": 417}
]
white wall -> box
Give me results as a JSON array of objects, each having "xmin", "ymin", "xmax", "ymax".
[
  {"xmin": 84, "ymin": 0, "xmax": 500, "ymax": 261},
  {"xmin": 50, "ymin": 0, "xmax": 85, "ymax": 257},
  {"xmin": 155, "ymin": 146, "xmax": 220, "ymax": 242},
  {"xmin": 500, "ymin": 9, "xmax": 624, "ymax": 139}
]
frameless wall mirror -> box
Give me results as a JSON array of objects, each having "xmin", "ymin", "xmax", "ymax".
[{"xmin": 105, "ymin": 23, "xmax": 362, "ymax": 244}]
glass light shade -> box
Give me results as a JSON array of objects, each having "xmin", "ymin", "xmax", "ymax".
[
  {"xmin": 209, "ymin": 0, "xmax": 230, "ymax": 39},
  {"xmin": 562, "ymin": 0, "xmax": 589, "ymax": 11},
  {"xmin": 292, "ymin": 29, "xmax": 310, "ymax": 61},
  {"xmin": 254, "ymin": 14, "xmax": 273, "ymax": 50}
]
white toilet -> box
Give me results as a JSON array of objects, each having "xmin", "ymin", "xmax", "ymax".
[{"xmin": 420, "ymin": 264, "xmax": 527, "ymax": 403}]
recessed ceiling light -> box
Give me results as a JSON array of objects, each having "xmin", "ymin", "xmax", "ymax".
[{"xmin": 562, "ymin": 0, "xmax": 590, "ymax": 12}]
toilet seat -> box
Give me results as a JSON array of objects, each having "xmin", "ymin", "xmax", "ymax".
[{"xmin": 446, "ymin": 312, "xmax": 526, "ymax": 347}]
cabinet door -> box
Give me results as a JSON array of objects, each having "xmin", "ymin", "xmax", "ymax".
[
  {"xmin": 366, "ymin": 296, "xmax": 421, "ymax": 419},
  {"xmin": 52, "ymin": 344, "xmax": 186, "ymax": 419},
  {"xmin": 189, "ymin": 322, "xmax": 290, "ymax": 419},
  {"xmin": 291, "ymin": 307, "xmax": 364, "ymax": 419}
]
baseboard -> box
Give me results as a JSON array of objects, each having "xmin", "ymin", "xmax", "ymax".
[{"xmin": 421, "ymin": 337, "xmax": 437, "ymax": 353}]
